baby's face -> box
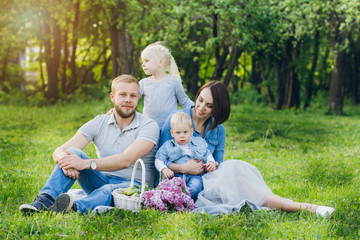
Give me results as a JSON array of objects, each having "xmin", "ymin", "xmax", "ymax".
[{"xmin": 170, "ymin": 123, "xmax": 193, "ymax": 145}]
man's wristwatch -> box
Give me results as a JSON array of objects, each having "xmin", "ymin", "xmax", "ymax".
[{"xmin": 90, "ymin": 159, "xmax": 97, "ymax": 170}]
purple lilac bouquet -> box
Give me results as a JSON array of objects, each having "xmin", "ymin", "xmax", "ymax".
[{"xmin": 142, "ymin": 177, "xmax": 195, "ymax": 212}]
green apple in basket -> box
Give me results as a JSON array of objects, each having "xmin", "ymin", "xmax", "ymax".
[
  {"xmin": 123, "ymin": 184, "xmax": 149, "ymax": 197},
  {"xmin": 132, "ymin": 193, "xmax": 141, "ymax": 197},
  {"xmin": 123, "ymin": 187, "xmax": 137, "ymax": 196}
]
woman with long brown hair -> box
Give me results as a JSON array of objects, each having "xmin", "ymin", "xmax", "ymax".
[{"xmin": 159, "ymin": 80, "xmax": 334, "ymax": 217}]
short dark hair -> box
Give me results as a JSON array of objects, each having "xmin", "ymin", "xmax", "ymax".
[{"xmin": 195, "ymin": 80, "xmax": 230, "ymax": 130}]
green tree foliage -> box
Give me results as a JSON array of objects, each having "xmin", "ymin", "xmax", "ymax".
[
  {"xmin": 0, "ymin": 0, "xmax": 359, "ymax": 112},
  {"xmin": 321, "ymin": 0, "xmax": 360, "ymax": 114},
  {"xmin": 0, "ymin": 0, "xmax": 32, "ymax": 93}
]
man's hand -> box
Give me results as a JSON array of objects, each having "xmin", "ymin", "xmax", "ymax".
[
  {"xmin": 62, "ymin": 168, "xmax": 80, "ymax": 179},
  {"xmin": 162, "ymin": 168, "xmax": 174, "ymax": 179},
  {"xmin": 58, "ymin": 151, "xmax": 90, "ymax": 171},
  {"xmin": 57, "ymin": 151, "xmax": 81, "ymax": 179}
]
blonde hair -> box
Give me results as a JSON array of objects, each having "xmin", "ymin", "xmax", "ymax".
[
  {"xmin": 142, "ymin": 41, "xmax": 181, "ymax": 79},
  {"xmin": 111, "ymin": 74, "xmax": 139, "ymax": 93},
  {"xmin": 170, "ymin": 112, "xmax": 192, "ymax": 129}
]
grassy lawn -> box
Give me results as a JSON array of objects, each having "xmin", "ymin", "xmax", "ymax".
[{"xmin": 1, "ymin": 100, "xmax": 359, "ymax": 239}]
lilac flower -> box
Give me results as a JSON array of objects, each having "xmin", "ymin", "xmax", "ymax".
[{"xmin": 141, "ymin": 177, "xmax": 195, "ymax": 212}]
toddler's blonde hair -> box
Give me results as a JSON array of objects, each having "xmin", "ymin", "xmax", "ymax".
[
  {"xmin": 170, "ymin": 112, "xmax": 192, "ymax": 129},
  {"xmin": 142, "ymin": 42, "xmax": 181, "ymax": 79}
]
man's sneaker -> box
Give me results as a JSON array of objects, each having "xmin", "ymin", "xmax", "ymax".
[
  {"xmin": 49, "ymin": 193, "xmax": 76, "ymax": 214},
  {"xmin": 19, "ymin": 193, "xmax": 55, "ymax": 213}
]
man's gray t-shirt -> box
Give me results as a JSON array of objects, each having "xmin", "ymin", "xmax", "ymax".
[
  {"xmin": 139, "ymin": 75, "xmax": 193, "ymax": 129},
  {"xmin": 78, "ymin": 112, "xmax": 159, "ymax": 187}
]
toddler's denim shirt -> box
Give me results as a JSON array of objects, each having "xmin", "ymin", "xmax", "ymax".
[
  {"xmin": 156, "ymin": 136, "xmax": 211, "ymax": 165},
  {"xmin": 159, "ymin": 107, "xmax": 226, "ymax": 165}
]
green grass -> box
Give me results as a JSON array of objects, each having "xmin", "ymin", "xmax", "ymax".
[{"xmin": 1, "ymin": 100, "xmax": 359, "ymax": 239}]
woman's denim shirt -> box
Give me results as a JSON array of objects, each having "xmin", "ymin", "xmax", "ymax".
[
  {"xmin": 159, "ymin": 107, "xmax": 226, "ymax": 165},
  {"xmin": 156, "ymin": 137, "xmax": 211, "ymax": 165}
]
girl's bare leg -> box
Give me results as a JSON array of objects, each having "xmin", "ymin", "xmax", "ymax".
[{"xmin": 261, "ymin": 193, "xmax": 318, "ymax": 213}]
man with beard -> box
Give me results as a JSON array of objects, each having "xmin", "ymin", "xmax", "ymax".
[{"xmin": 19, "ymin": 75, "xmax": 159, "ymax": 214}]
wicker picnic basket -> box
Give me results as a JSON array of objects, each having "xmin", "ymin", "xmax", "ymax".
[{"xmin": 112, "ymin": 159, "xmax": 146, "ymax": 211}]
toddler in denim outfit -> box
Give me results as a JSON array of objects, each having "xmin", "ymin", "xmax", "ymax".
[{"xmin": 155, "ymin": 112, "xmax": 216, "ymax": 200}]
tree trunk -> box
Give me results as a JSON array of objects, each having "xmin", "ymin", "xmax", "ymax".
[
  {"xmin": 267, "ymin": 87, "xmax": 275, "ymax": 106},
  {"xmin": 317, "ymin": 47, "xmax": 330, "ymax": 93},
  {"xmin": 213, "ymin": 12, "xmax": 219, "ymax": 60},
  {"xmin": 0, "ymin": 47, "xmax": 10, "ymax": 93},
  {"xmin": 251, "ymin": 52, "xmax": 263, "ymax": 94},
  {"xmin": 69, "ymin": 1, "xmax": 80, "ymax": 93},
  {"xmin": 133, "ymin": 6, "xmax": 147, "ymax": 79},
  {"xmin": 211, "ymin": 13, "xmax": 229, "ymax": 81},
  {"xmin": 188, "ymin": 53, "xmax": 200, "ymax": 95},
  {"xmin": 328, "ymin": 50, "xmax": 347, "ymax": 114},
  {"xmin": 274, "ymin": 42, "xmax": 288, "ymax": 109},
  {"xmin": 348, "ymin": 36, "xmax": 360, "ymax": 104},
  {"xmin": 284, "ymin": 67, "xmax": 300, "ymax": 108},
  {"xmin": 49, "ymin": 21, "xmax": 61, "ymax": 100},
  {"xmin": 110, "ymin": 15, "xmax": 120, "ymax": 79},
  {"xmin": 211, "ymin": 46, "xmax": 229, "ymax": 80},
  {"xmin": 304, "ymin": 29, "xmax": 320, "ymax": 109},
  {"xmin": 223, "ymin": 45, "xmax": 242, "ymax": 87},
  {"xmin": 118, "ymin": 23, "xmax": 132, "ymax": 74},
  {"xmin": 101, "ymin": 55, "xmax": 112, "ymax": 80},
  {"xmin": 261, "ymin": 53, "xmax": 275, "ymax": 106},
  {"xmin": 61, "ymin": 28, "xmax": 69, "ymax": 93},
  {"xmin": 274, "ymin": 61, "xmax": 285, "ymax": 110},
  {"xmin": 284, "ymin": 42, "xmax": 300, "ymax": 109},
  {"xmin": 232, "ymin": 67, "xmax": 240, "ymax": 92},
  {"xmin": 39, "ymin": 45, "xmax": 46, "ymax": 94},
  {"xmin": 109, "ymin": 1, "xmax": 134, "ymax": 78},
  {"xmin": 275, "ymin": 39, "xmax": 296, "ymax": 110},
  {"xmin": 43, "ymin": 12, "xmax": 62, "ymax": 101},
  {"xmin": 265, "ymin": 54, "xmax": 275, "ymax": 106},
  {"xmin": 354, "ymin": 35, "xmax": 360, "ymax": 104}
]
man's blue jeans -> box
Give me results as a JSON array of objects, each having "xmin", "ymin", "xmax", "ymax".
[{"xmin": 40, "ymin": 147, "xmax": 139, "ymax": 213}]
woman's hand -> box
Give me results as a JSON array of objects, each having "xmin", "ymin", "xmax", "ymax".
[
  {"xmin": 182, "ymin": 159, "xmax": 204, "ymax": 175},
  {"xmin": 107, "ymin": 108, "xmax": 114, "ymax": 115}
]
